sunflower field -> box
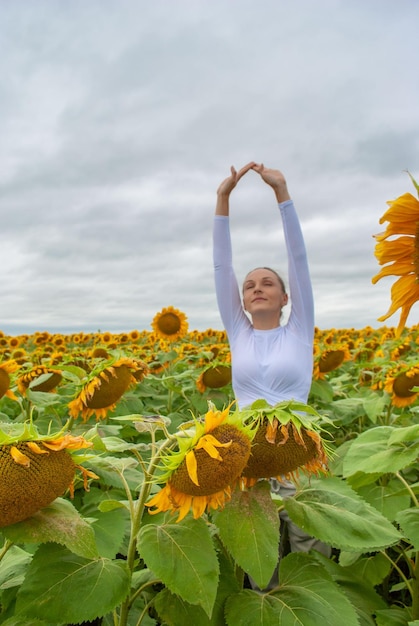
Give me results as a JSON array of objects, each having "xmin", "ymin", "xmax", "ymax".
[{"xmin": 0, "ymin": 178, "xmax": 418, "ymax": 626}]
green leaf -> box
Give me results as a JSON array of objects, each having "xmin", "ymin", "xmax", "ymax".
[
  {"xmin": 90, "ymin": 507, "xmax": 130, "ymax": 558},
  {"xmin": 154, "ymin": 547, "xmax": 240, "ymax": 626},
  {"xmin": 375, "ymin": 607, "xmax": 413, "ymax": 626},
  {"xmin": 283, "ymin": 476, "xmax": 402, "ymax": 551},
  {"xmin": 396, "ymin": 508, "xmax": 419, "ymax": 550},
  {"xmin": 389, "ymin": 423, "xmax": 419, "ymax": 445},
  {"xmin": 2, "ymin": 498, "xmax": 98, "ymax": 559},
  {"xmin": 338, "ymin": 552, "xmax": 391, "ymax": 587},
  {"xmin": 0, "ymin": 546, "xmax": 32, "ymax": 590},
  {"xmin": 312, "ymin": 551, "xmax": 387, "ymax": 623},
  {"xmin": 363, "ymin": 393, "xmax": 388, "ymax": 424},
  {"xmin": 0, "ymin": 619, "xmax": 48, "ymax": 626},
  {"xmin": 309, "ymin": 379, "xmax": 334, "ymax": 403},
  {"xmin": 14, "ymin": 543, "xmax": 130, "ymax": 623},
  {"xmin": 343, "ymin": 426, "xmax": 419, "ymax": 477},
  {"xmin": 138, "ymin": 515, "xmax": 219, "ymax": 618},
  {"xmin": 88, "ymin": 455, "xmax": 143, "ymax": 490},
  {"xmin": 357, "ymin": 480, "xmax": 411, "ymax": 522},
  {"xmin": 225, "ymin": 552, "xmax": 360, "ymax": 626},
  {"xmin": 212, "ymin": 481, "xmax": 279, "ymax": 589}
]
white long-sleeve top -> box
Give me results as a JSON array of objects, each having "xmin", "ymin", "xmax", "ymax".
[{"xmin": 213, "ymin": 200, "xmax": 314, "ymax": 409}]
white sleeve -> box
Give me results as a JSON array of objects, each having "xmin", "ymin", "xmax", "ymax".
[
  {"xmin": 213, "ymin": 216, "xmax": 248, "ymax": 335},
  {"xmin": 280, "ymin": 200, "xmax": 314, "ymax": 345}
]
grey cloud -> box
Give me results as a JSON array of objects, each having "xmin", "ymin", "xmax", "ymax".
[{"xmin": 1, "ymin": 0, "xmax": 419, "ymax": 335}]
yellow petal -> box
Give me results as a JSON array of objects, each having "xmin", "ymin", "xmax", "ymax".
[
  {"xmin": 196, "ymin": 434, "xmax": 232, "ymax": 460},
  {"xmin": 26, "ymin": 441, "xmax": 49, "ymax": 455},
  {"xmin": 10, "ymin": 445, "xmax": 31, "ymax": 467},
  {"xmin": 204, "ymin": 408, "xmax": 227, "ymax": 433},
  {"xmin": 185, "ymin": 450, "xmax": 199, "ymax": 486},
  {"xmin": 191, "ymin": 495, "xmax": 208, "ymax": 519}
]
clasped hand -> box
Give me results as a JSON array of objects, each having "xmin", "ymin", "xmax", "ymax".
[{"xmin": 217, "ymin": 162, "xmax": 289, "ymax": 203}]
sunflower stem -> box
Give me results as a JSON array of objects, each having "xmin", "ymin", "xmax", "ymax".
[
  {"xmin": 380, "ymin": 549, "xmax": 414, "ymax": 598},
  {"xmin": 396, "ymin": 471, "xmax": 419, "ymax": 507},
  {"xmin": 117, "ymin": 436, "xmax": 177, "ymax": 626}
]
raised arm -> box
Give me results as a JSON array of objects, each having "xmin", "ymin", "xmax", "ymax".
[
  {"xmin": 251, "ymin": 163, "xmax": 291, "ymax": 203},
  {"xmin": 215, "ymin": 162, "xmax": 256, "ymax": 216},
  {"xmin": 253, "ymin": 163, "xmax": 314, "ymax": 342},
  {"xmin": 213, "ymin": 163, "xmax": 255, "ymax": 334}
]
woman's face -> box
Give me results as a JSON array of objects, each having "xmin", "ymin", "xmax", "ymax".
[{"xmin": 242, "ymin": 268, "xmax": 288, "ymax": 318}]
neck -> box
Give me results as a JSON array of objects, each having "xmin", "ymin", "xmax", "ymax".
[{"xmin": 251, "ymin": 312, "xmax": 281, "ymax": 330}]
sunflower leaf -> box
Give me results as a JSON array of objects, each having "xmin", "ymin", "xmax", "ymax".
[
  {"xmin": 138, "ymin": 515, "xmax": 219, "ymax": 618},
  {"xmin": 14, "ymin": 543, "xmax": 130, "ymax": 623},
  {"xmin": 212, "ymin": 481, "xmax": 279, "ymax": 589},
  {"xmin": 283, "ymin": 476, "xmax": 402, "ymax": 551},
  {"xmin": 2, "ymin": 498, "xmax": 99, "ymax": 559},
  {"xmin": 343, "ymin": 425, "xmax": 419, "ymax": 477},
  {"xmin": 395, "ymin": 508, "xmax": 419, "ymax": 550},
  {"xmin": 225, "ymin": 552, "xmax": 360, "ymax": 626},
  {"xmin": 154, "ymin": 546, "xmax": 240, "ymax": 626}
]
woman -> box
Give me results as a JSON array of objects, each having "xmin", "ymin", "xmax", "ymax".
[{"xmin": 213, "ymin": 162, "xmax": 330, "ymax": 585}]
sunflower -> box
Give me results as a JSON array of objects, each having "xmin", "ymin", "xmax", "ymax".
[
  {"xmin": 91, "ymin": 347, "xmax": 109, "ymax": 359},
  {"xmin": 68, "ymin": 356, "xmax": 143, "ymax": 421},
  {"xmin": 17, "ymin": 365, "xmax": 63, "ymax": 395},
  {"xmin": 239, "ymin": 399, "xmax": 330, "ymax": 486},
  {"xmin": 384, "ymin": 363, "xmax": 419, "ymax": 407},
  {"xmin": 372, "ymin": 173, "xmax": 419, "ymax": 337},
  {"xmin": 196, "ymin": 364, "xmax": 232, "ymax": 393},
  {"xmin": 146, "ymin": 403, "xmax": 253, "ymax": 522},
  {"xmin": 313, "ymin": 346, "xmax": 352, "ymax": 380},
  {"xmin": 151, "ymin": 306, "xmax": 188, "ymax": 341},
  {"xmin": 0, "ymin": 360, "xmax": 20, "ymax": 401},
  {"xmin": 0, "ymin": 424, "xmax": 97, "ymax": 527}
]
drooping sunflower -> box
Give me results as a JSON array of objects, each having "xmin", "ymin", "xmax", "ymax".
[
  {"xmin": 372, "ymin": 173, "xmax": 419, "ymax": 337},
  {"xmin": 239, "ymin": 399, "xmax": 330, "ymax": 486},
  {"xmin": 146, "ymin": 403, "xmax": 253, "ymax": 522},
  {"xmin": 196, "ymin": 364, "xmax": 232, "ymax": 393},
  {"xmin": 0, "ymin": 423, "xmax": 97, "ymax": 527},
  {"xmin": 68, "ymin": 356, "xmax": 144, "ymax": 421},
  {"xmin": 151, "ymin": 306, "xmax": 189, "ymax": 342},
  {"xmin": 383, "ymin": 363, "xmax": 419, "ymax": 407},
  {"xmin": 17, "ymin": 365, "xmax": 63, "ymax": 395},
  {"xmin": 0, "ymin": 360, "xmax": 20, "ymax": 401},
  {"xmin": 313, "ymin": 346, "xmax": 352, "ymax": 380}
]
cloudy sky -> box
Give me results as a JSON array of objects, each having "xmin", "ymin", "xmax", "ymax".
[{"xmin": 1, "ymin": 0, "xmax": 419, "ymax": 336}]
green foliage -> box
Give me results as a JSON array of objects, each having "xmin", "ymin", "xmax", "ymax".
[
  {"xmin": 1, "ymin": 326, "xmax": 419, "ymax": 625},
  {"xmin": 138, "ymin": 516, "xmax": 219, "ymax": 617},
  {"xmin": 212, "ymin": 480, "xmax": 279, "ymax": 589},
  {"xmin": 225, "ymin": 552, "xmax": 360, "ymax": 626},
  {"xmin": 14, "ymin": 543, "xmax": 131, "ymax": 623}
]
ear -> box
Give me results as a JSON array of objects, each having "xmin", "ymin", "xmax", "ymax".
[{"xmin": 282, "ymin": 293, "xmax": 289, "ymax": 306}]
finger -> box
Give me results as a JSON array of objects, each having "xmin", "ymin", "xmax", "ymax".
[{"xmin": 237, "ymin": 161, "xmax": 256, "ymax": 179}]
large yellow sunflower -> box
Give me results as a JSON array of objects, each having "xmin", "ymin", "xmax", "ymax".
[
  {"xmin": 146, "ymin": 403, "xmax": 253, "ymax": 522},
  {"xmin": 239, "ymin": 399, "xmax": 330, "ymax": 486},
  {"xmin": 372, "ymin": 173, "xmax": 419, "ymax": 336},
  {"xmin": 151, "ymin": 306, "xmax": 188, "ymax": 342},
  {"xmin": 0, "ymin": 423, "xmax": 97, "ymax": 527},
  {"xmin": 68, "ymin": 356, "xmax": 143, "ymax": 421},
  {"xmin": 0, "ymin": 360, "xmax": 20, "ymax": 401}
]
